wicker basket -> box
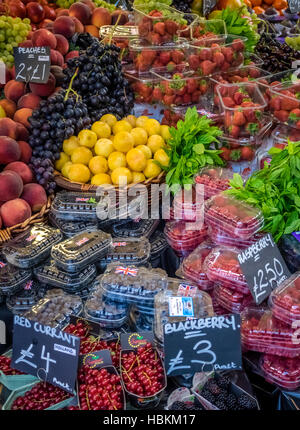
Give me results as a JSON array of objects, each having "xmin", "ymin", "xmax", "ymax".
[{"xmin": 0, "ymin": 196, "xmax": 53, "ymax": 244}]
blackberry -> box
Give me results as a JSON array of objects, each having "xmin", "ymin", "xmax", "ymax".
[
  {"xmin": 215, "ymin": 392, "xmax": 227, "ymax": 404},
  {"xmin": 217, "ymin": 375, "xmax": 231, "ymax": 390},
  {"xmin": 201, "ymin": 389, "xmax": 216, "ymax": 404},
  {"xmin": 237, "ymin": 394, "xmax": 257, "ymax": 410},
  {"xmin": 215, "ymin": 400, "xmax": 226, "ymax": 410},
  {"xmin": 205, "ymin": 380, "xmax": 221, "ymax": 396},
  {"xmin": 169, "ymin": 401, "xmax": 187, "ymax": 410},
  {"xmin": 226, "ymin": 393, "xmax": 238, "ymax": 410}
]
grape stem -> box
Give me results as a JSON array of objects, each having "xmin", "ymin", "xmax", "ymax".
[
  {"xmin": 64, "ymin": 67, "xmax": 79, "ymax": 101},
  {"xmin": 108, "ymin": 13, "xmax": 122, "ymax": 46}
]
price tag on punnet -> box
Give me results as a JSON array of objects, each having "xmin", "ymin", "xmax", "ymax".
[
  {"xmin": 12, "ymin": 315, "xmax": 80, "ymax": 394},
  {"xmin": 163, "ymin": 314, "xmax": 242, "ymax": 377},
  {"xmin": 238, "ymin": 233, "xmax": 291, "ymax": 305},
  {"xmin": 288, "ymin": 0, "xmax": 300, "ymax": 14},
  {"xmin": 13, "ymin": 46, "xmax": 50, "ymax": 84}
]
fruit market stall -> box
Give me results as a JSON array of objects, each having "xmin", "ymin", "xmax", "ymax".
[{"xmin": 1, "ymin": 0, "xmax": 300, "ymax": 413}]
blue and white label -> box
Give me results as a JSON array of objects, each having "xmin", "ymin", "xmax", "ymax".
[{"xmin": 168, "ymin": 297, "xmax": 194, "ymax": 318}]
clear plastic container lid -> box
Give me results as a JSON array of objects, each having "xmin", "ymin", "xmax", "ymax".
[
  {"xmin": 99, "ymin": 25, "xmax": 139, "ymax": 39},
  {"xmin": 6, "ymin": 279, "xmax": 43, "ymax": 314},
  {"xmin": 34, "ymin": 260, "xmax": 97, "ymax": 291},
  {"xmin": 154, "ymin": 277, "xmax": 213, "ymax": 342},
  {"xmin": 99, "ymin": 263, "xmax": 168, "ymax": 307},
  {"xmin": 261, "ymin": 354, "xmax": 300, "ymax": 390},
  {"xmin": 111, "ymin": 219, "xmax": 159, "ymax": 239},
  {"xmin": 269, "ymin": 80, "xmax": 300, "ymax": 129},
  {"xmin": 180, "ymin": 241, "xmax": 215, "ymax": 290},
  {"xmin": 204, "ymin": 193, "xmax": 264, "ymax": 240},
  {"xmin": 49, "ymin": 212, "xmax": 99, "ymax": 238},
  {"xmin": 164, "ymin": 220, "xmax": 207, "ymax": 254},
  {"xmin": 278, "ymin": 233, "xmax": 300, "ymax": 273},
  {"xmin": 204, "ymin": 246, "xmax": 249, "ymax": 294},
  {"xmin": 213, "ymin": 284, "xmax": 253, "ymax": 313},
  {"xmin": 194, "ymin": 167, "xmax": 234, "ymax": 199},
  {"xmin": 98, "ymin": 237, "xmax": 151, "ymax": 269},
  {"xmin": 149, "ymin": 230, "xmax": 168, "ymax": 259},
  {"xmin": 51, "ymin": 191, "xmax": 113, "ymax": 222},
  {"xmin": 3, "ymin": 225, "xmax": 63, "ymax": 269},
  {"xmin": 269, "ymin": 272, "xmax": 300, "ymax": 325},
  {"xmin": 0, "ymin": 253, "xmax": 32, "ymax": 296},
  {"xmin": 51, "ymin": 230, "xmax": 112, "ymax": 273},
  {"xmin": 24, "ymin": 289, "xmax": 82, "ymax": 328},
  {"xmin": 208, "ymin": 226, "xmax": 264, "ymax": 249},
  {"xmin": 129, "ymin": 37, "xmax": 189, "ymax": 52},
  {"xmin": 241, "ymin": 307, "xmax": 300, "ymax": 358}
]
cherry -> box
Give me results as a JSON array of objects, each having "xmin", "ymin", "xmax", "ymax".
[
  {"xmin": 11, "ymin": 382, "xmax": 70, "ymax": 410},
  {"xmin": 0, "ymin": 356, "xmax": 23, "ymax": 376}
]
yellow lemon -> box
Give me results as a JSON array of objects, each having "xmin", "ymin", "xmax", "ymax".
[
  {"xmin": 113, "ymin": 131, "xmax": 134, "ymax": 153},
  {"xmin": 126, "ymin": 148, "xmax": 147, "ymax": 172},
  {"xmin": 136, "ymin": 145, "xmax": 152, "ymax": 160},
  {"xmin": 78, "ymin": 129, "xmax": 98, "ymax": 148},
  {"xmin": 131, "ymin": 127, "xmax": 148, "ymax": 146},
  {"xmin": 143, "ymin": 159, "xmax": 162, "ymax": 179},
  {"xmin": 71, "ymin": 147, "xmax": 93, "ymax": 165},
  {"xmin": 154, "ymin": 148, "xmax": 170, "ymax": 167},
  {"xmin": 112, "ymin": 120, "xmax": 132, "ymax": 135},
  {"xmin": 0, "ymin": 106, "xmax": 6, "ymax": 118},
  {"xmin": 132, "ymin": 172, "xmax": 146, "ymax": 183},
  {"xmin": 94, "ymin": 138, "xmax": 114, "ymax": 157},
  {"xmin": 63, "ymin": 136, "xmax": 79, "ymax": 155},
  {"xmin": 91, "ymin": 121, "xmax": 111, "ymax": 139},
  {"xmin": 68, "ymin": 164, "xmax": 91, "ymax": 183},
  {"xmin": 135, "ymin": 115, "xmax": 149, "ymax": 128},
  {"xmin": 89, "ymin": 156, "xmax": 108, "ymax": 175},
  {"xmin": 100, "ymin": 114, "xmax": 117, "ymax": 128},
  {"xmin": 108, "ymin": 151, "xmax": 127, "ymax": 170},
  {"xmin": 160, "ymin": 125, "xmax": 171, "ymax": 141},
  {"xmin": 91, "ymin": 173, "xmax": 112, "ymax": 186},
  {"xmin": 144, "ymin": 118, "xmax": 161, "ymax": 136},
  {"xmin": 111, "ymin": 167, "xmax": 132, "ymax": 186},
  {"xmin": 55, "ymin": 152, "xmax": 70, "ymax": 171},
  {"xmin": 61, "ymin": 161, "xmax": 72, "ymax": 179},
  {"xmin": 125, "ymin": 115, "xmax": 136, "ymax": 128},
  {"xmin": 147, "ymin": 134, "xmax": 165, "ymax": 154}
]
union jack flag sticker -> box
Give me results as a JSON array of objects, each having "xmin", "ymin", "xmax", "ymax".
[
  {"xmin": 112, "ymin": 242, "xmax": 127, "ymax": 247},
  {"xmin": 0, "ymin": 261, "xmax": 6, "ymax": 268},
  {"xmin": 115, "ymin": 266, "xmax": 138, "ymax": 277},
  {"xmin": 178, "ymin": 284, "xmax": 197, "ymax": 297},
  {"xmin": 24, "ymin": 280, "xmax": 33, "ymax": 290}
]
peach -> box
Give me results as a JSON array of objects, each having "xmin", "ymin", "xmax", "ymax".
[
  {"xmin": 65, "ymin": 51, "xmax": 79, "ymax": 61},
  {"xmin": 69, "ymin": 2, "xmax": 91, "ymax": 25},
  {"xmin": 44, "ymin": 5, "xmax": 56, "ymax": 20},
  {"xmin": 0, "ymin": 136, "xmax": 21, "ymax": 164},
  {"xmin": 13, "ymin": 108, "xmax": 33, "ymax": 129},
  {"xmin": 84, "ymin": 24, "xmax": 99, "ymax": 37},
  {"xmin": 39, "ymin": 20, "xmax": 54, "ymax": 32},
  {"xmin": 18, "ymin": 141, "xmax": 32, "ymax": 164},
  {"xmin": 29, "ymin": 72, "xmax": 56, "ymax": 97},
  {"xmin": 0, "ymin": 198, "xmax": 32, "ymax": 227},
  {"xmin": 0, "ymin": 118, "xmax": 18, "ymax": 139},
  {"xmin": 18, "ymin": 40, "xmax": 33, "ymax": 48},
  {"xmin": 21, "ymin": 183, "xmax": 47, "ymax": 212},
  {"xmin": 8, "ymin": 0, "xmax": 26, "ymax": 19},
  {"xmin": 32, "ymin": 28, "xmax": 57, "ymax": 49},
  {"xmin": 50, "ymin": 49, "xmax": 64, "ymax": 67},
  {"xmin": 56, "ymin": 8, "xmax": 69, "ymax": 17},
  {"xmin": 15, "ymin": 123, "xmax": 29, "ymax": 141},
  {"xmin": 4, "ymin": 80, "xmax": 25, "ymax": 103},
  {"xmin": 71, "ymin": 16, "xmax": 84, "ymax": 33},
  {"xmin": 91, "ymin": 7, "xmax": 111, "ymax": 28},
  {"xmin": 4, "ymin": 161, "xmax": 34, "ymax": 184},
  {"xmin": 0, "ymin": 171, "xmax": 23, "ymax": 202},
  {"xmin": 53, "ymin": 16, "xmax": 75, "ymax": 39},
  {"xmin": 26, "ymin": 2, "xmax": 45, "ymax": 23},
  {"xmin": 0, "ymin": 99, "xmax": 17, "ymax": 118},
  {"xmin": 80, "ymin": 0, "xmax": 96, "ymax": 12},
  {"xmin": 54, "ymin": 34, "xmax": 69, "ymax": 55},
  {"xmin": 50, "ymin": 65, "xmax": 64, "ymax": 86},
  {"xmin": 17, "ymin": 93, "xmax": 41, "ymax": 110},
  {"xmin": 111, "ymin": 10, "xmax": 129, "ymax": 25}
]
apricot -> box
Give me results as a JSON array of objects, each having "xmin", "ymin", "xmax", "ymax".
[
  {"xmin": 13, "ymin": 108, "xmax": 33, "ymax": 128},
  {"xmin": 0, "ymin": 170, "xmax": 23, "ymax": 201},
  {"xmin": 0, "ymin": 99, "xmax": 17, "ymax": 118},
  {"xmin": 0, "ymin": 198, "xmax": 32, "ymax": 227},
  {"xmin": 84, "ymin": 24, "xmax": 99, "ymax": 37},
  {"xmin": 91, "ymin": 7, "xmax": 111, "ymax": 27}
]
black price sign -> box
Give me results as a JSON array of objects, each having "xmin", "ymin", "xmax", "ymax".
[
  {"xmin": 288, "ymin": 0, "xmax": 300, "ymax": 13},
  {"xmin": 12, "ymin": 315, "xmax": 80, "ymax": 394},
  {"xmin": 13, "ymin": 46, "xmax": 50, "ymax": 84},
  {"xmin": 238, "ymin": 233, "xmax": 291, "ymax": 305},
  {"xmin": 163, "ymin": 314, "xmax": 242, "ymax": 376}
]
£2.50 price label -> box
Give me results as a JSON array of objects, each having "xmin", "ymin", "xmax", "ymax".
[{"xmin": 238, "ymin": 233, "xmax": 291, "ymax": 305}]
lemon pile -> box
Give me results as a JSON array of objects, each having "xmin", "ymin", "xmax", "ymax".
[{"xmin": 55, "ymin": 114, "xmax": 171, "ymax": 186}]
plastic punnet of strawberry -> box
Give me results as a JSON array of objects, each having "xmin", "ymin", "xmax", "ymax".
[{"xmin": 269, "ymin": 81, "xmax": 300, "ymax": 129}]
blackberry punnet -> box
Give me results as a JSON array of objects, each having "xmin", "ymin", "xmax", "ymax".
[
  {"xmin": 171, "ymin": 0, "xmax": 193, "ymax": 14},
  {"xmin": 226, "ymin": 393, "xmax": 238, "ymax": 409},
  {"xmin": 237, "ymin": 394, "xmax": 257, "ymax": 410},
  {"xmin": 218, "ymin": 375, "xmax": 231, "ymax": 390}
]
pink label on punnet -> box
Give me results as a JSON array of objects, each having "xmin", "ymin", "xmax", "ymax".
[
  {"xmin": 76, "ymin": 237, "xmax": 89, "ymax": 247},
  {"xmin": 26, "ymin": 234, "xmax": 38, "ymax": 242},
  {"xmin": 0, "ymin": 262, "xmax": 6, "ymax": 268}
]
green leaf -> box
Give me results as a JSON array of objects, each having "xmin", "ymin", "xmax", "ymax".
[{"xmin": 193, "ymin": 143, "xmax": 205, "ymax": 155}]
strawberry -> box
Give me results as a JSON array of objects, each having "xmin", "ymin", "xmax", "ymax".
[
  {"xmin": 167, "ymin": 61, "xmax": 176, "ymax": 72},
  {"xmin": 289, "ymin": 108, "xmax": 300, "ymax": 119},
  {"xmin": 152, "ymin": 58, "xmax": 162, "ymax": 68},
  {"xmin": 222, "ymin": 97, "xmax": 235, "ymax": 107},
  {"xmin": 171, "ymin": 50, "xmax": 185, "ymax": 64},
  {"xmin": 136, "ymin": 82, "xmax": 152, "ymax": 98},
  {"xmin": 174, "ymin": 95, "xmax": 183, "ymax": 104},
  {"xmin": 200, "ymin": 60, "xmax": 216, "ymax": 75},
  {"xmin": 233, "ymin": 111, "xmax": 246, "ymax": 126},
  {"xmin": 141, "ymin": 50, "xmax": 156, "ymax": 66},
  {"xmin": 270, "ymin": 96, "xmax": 281, "ymax": 111},
  {"xmin": 153, "ymin": 22, "xmax": 165, "ymax": 35},
  {"xmin": 138, "ymin": 19, "xmax": 152, "ymax": 37},
  {"xmin": 246, "ymin": 123, "xmax": 259, "ymax": 135},
  {"xmin": 224, "ymin": 112, "xmax": 232, "ymax": 128},
  {"xmin": 280, "ymin": 95, "xmax": 299, "ymax": 111},
  {"xmin": 232, "ymin": 38, "xmax": 245, "ymax": 51},
  {"xmin": 186, "ymin": 78, "xmax": 198, "ymax": 94},
  {"xmin": 149, "ymin": 10, "xmax": 163, "ymax": 17},
  {"xmin": 213, "ymin": 51, "xmax": 225, "ymax": 66},
  {"xmin": 233, "ymin": 91, "xmax": 246, "ymax": 105},
  {"xmin": 230, "ymin": 149, "xmax": 242, "ymax": 161},
  {"xmin": 249, "ymin": 68, "xmax": 260, "ymax": 79},
  {"xmin": 228, "ymin": 125, "xmax": 240, "ymax": 139},
  {"xmin": 296, "ymin": 120, "xmax": 300, "ymax": 129},
  {"xmin": 188, "ymin": 54, "xmax": 200, "ymax": 70},
  {"xmin": 274, "ymin": 110, "xmax": 289, "ymax": 122},
  {"xmin": 220, "ymin": 147, "xmax": 231, "ymax": 161},
  {"xmin": 243, "ymin": 109, "xmax": 256, "ymax": 123},
  {"xmin": 161, "ymin": 34, "xmax": 172, "ymax": 44},
  {"xmin": 163, "ymin": 94, "xmax": 175, "ymax": 105},
  {"xmin": 192, "ymin": 90, "xmax": 202, "ymax": 102},
  {"xmin": 152, "ymin": 87, "xmax": 163, "ymax": 101},
  {"xmin": 199, "ymin": 80, "xmax": 208, "ymax": 94},
  {"xmin": 134, "ymin": 56, "xmax": 148, "ymax": 72},
  {"xmin": 221, "ymin": 47, "xmax": 234, "ymax": 63},
  {"xmin": 230, "ymin": 75, "xmax": 243, "ymax": 83},
  {"xmin": 198, "ymin": 48, "xmax": 212, "ymax": 61},
  {"xmin": 241, "ymin": 146, "xmax": 254, "ymax": 161},
  {"xmin": 220, "ymin": 61, "xmax": 230, "ymax": 72},
  {"xmin": 183, "ymin": 93, "xmax": 192, "ymax": 104},
  {"xmin": 165, "ymin": 20, "xmax": 179, "ymax": 35},
  {"xmin": 148, "ymin": 32, "xmax": 161, "ymax": 45},
  {"xmin": 159, "ymin": 51, "xmax": 171, "ymax": 65}
]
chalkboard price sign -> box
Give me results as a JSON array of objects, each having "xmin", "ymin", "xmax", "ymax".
[
  {"xmin": 13, "ymin": 46, "xmax": 50, "ymax": 84},
  {"xmin": 238, "ymin": 233, "xmax": 290, "ymax": 305},
  {"xmin": 12, "ymin": 315, "xmax": 80, "ymax": 394},
  {"xmin": 288, "ymin": 0, "xmax": 300, "ymax": 14},
  {"xmin": 163, "ymin": 314, "xmax": 242, "ymax": 377}
]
